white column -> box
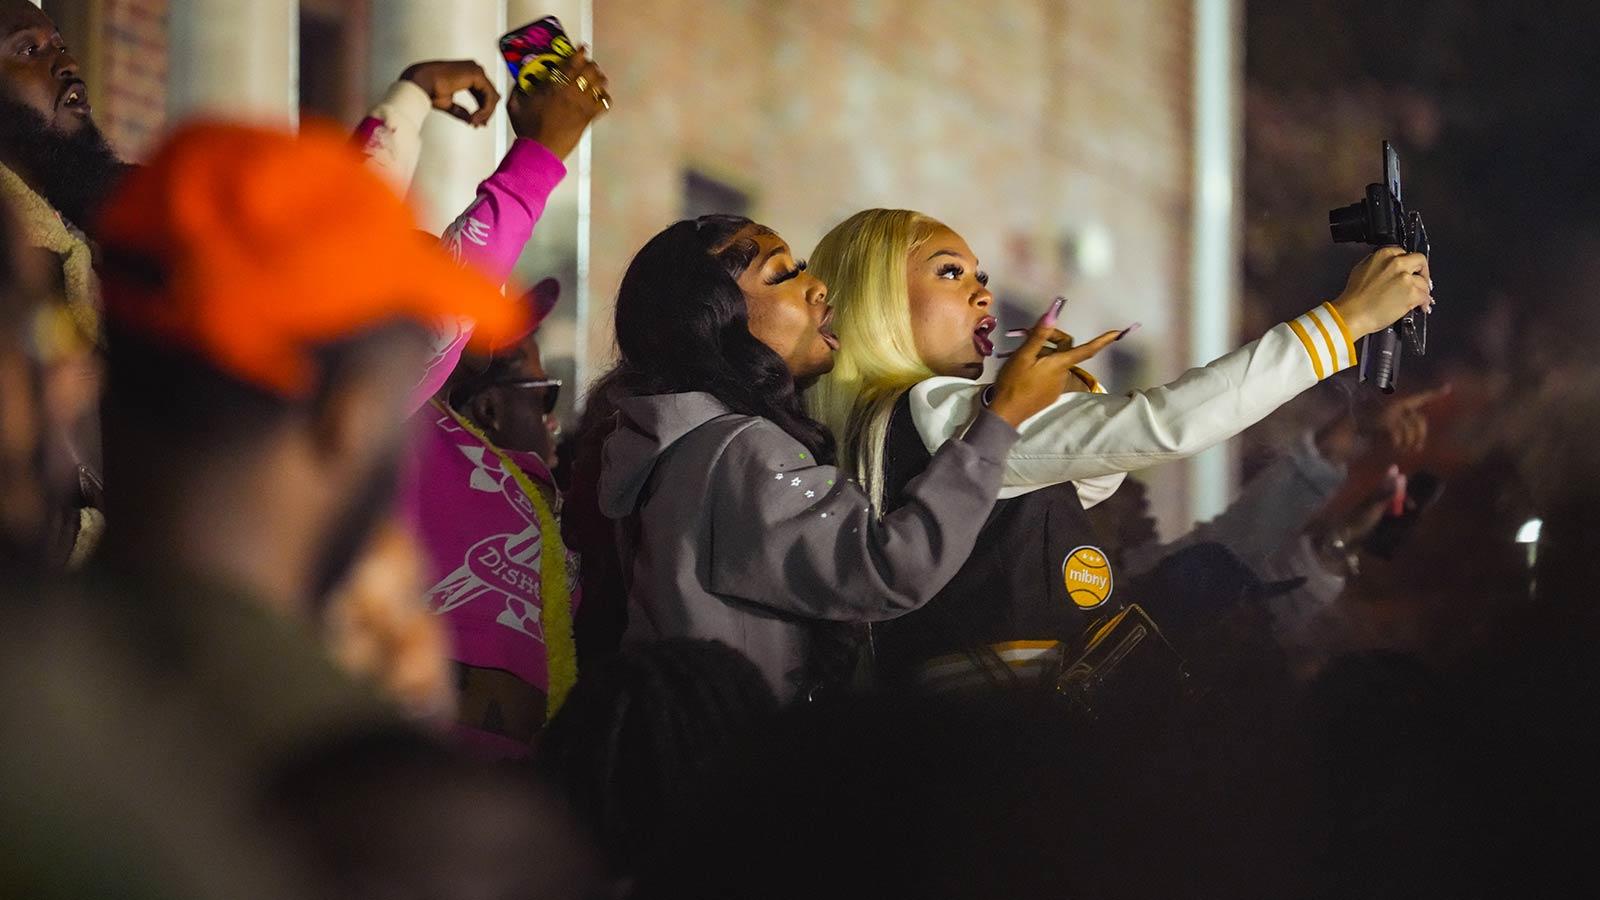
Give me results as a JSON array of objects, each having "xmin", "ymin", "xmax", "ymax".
[
  {"xmin": 505, "ymin": 0, "xmax": 593, "ymax": 407},
  {"xmin": 1186, "ymin": 0, "xmax": 1242, "ymax": 523},
  {"xmin": 497, "ymin": 1, "xmax": 593, "ymax": 419},
  {"xmin": 167, "ymin": 0, "xmax": 299, "ymax": 126},
  {"xmin": 367, "ymin": 0, "xmax": 507, "ymax": 233}
]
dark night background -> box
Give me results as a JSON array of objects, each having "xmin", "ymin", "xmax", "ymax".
[{"xmin": 1245, "ymin": 0, "xmax": 1600, "ymax": 381}]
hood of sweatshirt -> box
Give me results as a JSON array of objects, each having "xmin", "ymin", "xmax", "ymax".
[{"xmin": 597, "ymin": 391, "xmax": 732, "ymax": 519}]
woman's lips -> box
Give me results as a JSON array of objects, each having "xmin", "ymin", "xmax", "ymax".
[
  {"xmin": 972, "ymin": 315, "xmax": 997, "ymax": 357},
  {"xmin": 819, "ymin": 308, "xmax": 841, "ymax": 351}
]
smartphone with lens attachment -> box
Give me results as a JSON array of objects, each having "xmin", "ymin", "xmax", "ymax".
[{"xmin": 499, "ymin": 16, "xmax": 576, "ymax": 92}]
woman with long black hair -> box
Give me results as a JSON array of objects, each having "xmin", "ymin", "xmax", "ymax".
[{"xmin": 571, "ymin": 214, "xmax": 1113, "ymax": 701}]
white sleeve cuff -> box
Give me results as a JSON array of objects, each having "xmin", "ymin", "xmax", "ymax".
[
  {"xmin": 1288, "ymin": 302, "xmax": 1359, "ymax": 378},
  {"xmin": 375, "ymin": 79, "xmax": 433, "ymax": 131}
]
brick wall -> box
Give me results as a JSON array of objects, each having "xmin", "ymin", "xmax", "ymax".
[
  {"xmin": 52, "ymin": 0, "xmax": 1214, "ymax": 534},
  {"xmin": 95, "ymin": 0, "xmax": 170, "ymax": 162},
  {"xmin": 585, "ymin": 0, "xmax": 1201, "ymax": 533}
]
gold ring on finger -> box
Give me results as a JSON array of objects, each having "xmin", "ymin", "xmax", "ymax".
[
  {"xmin": 547, "ymin": 68, "xmax": 571, "ymax": 87},
  {"xmin": 575, "ymin": 75, "xmax": 591, "ymax": 92},
  {"xmin": 595, "ymin": 90, "xmax": 612, "ymax": 109}
]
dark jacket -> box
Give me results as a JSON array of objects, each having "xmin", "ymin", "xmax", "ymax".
[{"xmin": 875, "ymin": 394, "xmax": 1110, "ymax": 683}]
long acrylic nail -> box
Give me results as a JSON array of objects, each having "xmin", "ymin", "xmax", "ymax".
[
  {"xmin": 1005, "ymin": 329, "xmax": 1028, "ymax": 338},
  {"xmin": 1042, "ymin": 296, "xmax": 1067, "ymax": 328},
  {"xmin": 1115, "ymin": 322, "xmax": 1143, "ymax": 341}
]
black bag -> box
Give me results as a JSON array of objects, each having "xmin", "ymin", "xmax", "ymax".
[{"xmin": 1053, "ymin": 604, "xmax": 1189, "ymax": 716}]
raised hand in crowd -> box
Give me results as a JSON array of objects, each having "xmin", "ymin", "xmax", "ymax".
[
  {"xmin": 1371, "ymin": 383, "xmax": 1452, "ymax": 455},
  {"xmin": 1304, "ymin": 465, "xmax": 1407, "ymax": 579},
  {"xmin": 506, "ymin": 47, "xmax": 612, "ymax": 160},
  {"xmin": 399, "ymin": 58, "xmax": 502, "ymax": 127},
  {"xmin": 1315, "ymin": 382, "xmax": 1454, "ymax": 465}
]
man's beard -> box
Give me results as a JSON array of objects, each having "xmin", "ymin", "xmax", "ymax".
[{"xmin": 0, "ymin": 95, "xmax": 128, "ymax": 231}]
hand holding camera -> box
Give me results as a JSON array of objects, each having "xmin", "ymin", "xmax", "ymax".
[
  {"xmin": 1331, "ymin": 246, "xmax": 1434, "ymax": 338},
  {"xmin": 1328, "ymin": 141, "xmax": 1434, "ymax": 392}
]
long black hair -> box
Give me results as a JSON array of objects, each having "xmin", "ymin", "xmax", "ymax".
[{"xmin": 612, "ymin": 214, "xmax": 834, "ymax": 463}]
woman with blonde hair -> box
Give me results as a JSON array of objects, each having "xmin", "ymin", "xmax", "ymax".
[
  {"xmin": 806, "ymin": 208, "xmax": 1433, "ymax": 689},
  {"xmin": 577, "ymin": 214, "xmax": 1107, "ymax": 703}
]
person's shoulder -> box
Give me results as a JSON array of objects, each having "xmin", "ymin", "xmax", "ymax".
[
  {"xmin": 908, "ymin": 376, "xmax": 983, "ymax": 409},
  {"xmin": 671, "ymin": 415, "xmax": 824, "ymax": 490},
  {"xmin": 906, "ymin": 377, "xmax": 984, "ymax": 446},
  {"xmin": 711, "ymin": 415, "xmax": 807, "ymax": 466},
  {"xmin": 630, "ymin": 405, "xmax": 768, "ymax": 476}
]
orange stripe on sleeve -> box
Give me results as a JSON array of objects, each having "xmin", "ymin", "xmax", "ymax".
[
  {"xmin": 1287, "ymin": 318, "xmax": 1326, "ymax": 379},
  {"xmin": 1321, "ymin": 301, "xmax": 1359, "ymax": 364},
  {"xmin": 1309, "ymin": 312, "xmax": 1342, "ymax": 371}
]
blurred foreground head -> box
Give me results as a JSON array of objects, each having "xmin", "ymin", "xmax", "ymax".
[
  {"xmin": 0, "ymin": 195, "xmax": 61, "ymax": 567},
  {"xmin": 93, "ymin": 120, "xmax": 525, "ymax": 616},
  {"xmin": 271, "ymin": 728, "xmax": 604, "ymax": 900}
]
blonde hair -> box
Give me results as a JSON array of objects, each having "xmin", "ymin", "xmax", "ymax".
[{"xmin": 806, "ymin": 209, "xmax": 945, "ymax": 513}]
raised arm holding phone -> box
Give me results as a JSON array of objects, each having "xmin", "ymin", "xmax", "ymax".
[{"xmin": 351, "ymin": 19, "xmax": 612, "ymax": 409}]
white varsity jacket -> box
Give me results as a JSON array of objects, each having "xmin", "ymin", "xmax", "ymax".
[{"xmin": 906, "ymin": 303, "xmax": 1359, "ymax": 506}]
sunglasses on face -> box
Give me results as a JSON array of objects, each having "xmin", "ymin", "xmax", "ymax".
[{"xmin": 478, "ymin": 377, "xmax": 563, "ymax": 415}]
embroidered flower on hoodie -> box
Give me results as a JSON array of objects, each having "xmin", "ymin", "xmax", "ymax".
[{"xmin": 791, "ymin": 478, "xmax": 802, "ymax": 487}]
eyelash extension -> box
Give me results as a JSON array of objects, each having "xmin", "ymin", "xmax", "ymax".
[
  {"xmin": 939, "ymin": 262, "xmax": 990, "ymax": 287},
  {"xmin": 768, "ymin": 259, "xmax": 808, "ymax": 285}
]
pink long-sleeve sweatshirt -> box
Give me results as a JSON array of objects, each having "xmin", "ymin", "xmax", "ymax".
[{"xmin": 354, "ymin": 79, "xmax": 567, "ymax": 408}]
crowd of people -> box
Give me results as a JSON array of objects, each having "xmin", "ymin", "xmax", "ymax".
[{"xmin": 3, "ymin": 2, "xmax": 1599, "ymax": 897}]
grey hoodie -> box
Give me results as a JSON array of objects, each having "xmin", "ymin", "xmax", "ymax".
[{"xmin": 599, "ymin": 391, "xmax": 1020, "ymax": 701}]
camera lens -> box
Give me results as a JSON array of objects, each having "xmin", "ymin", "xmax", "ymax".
[{"xmin": 1328, "ymin": 202, "xmax": 1368, "ymax": 243}]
